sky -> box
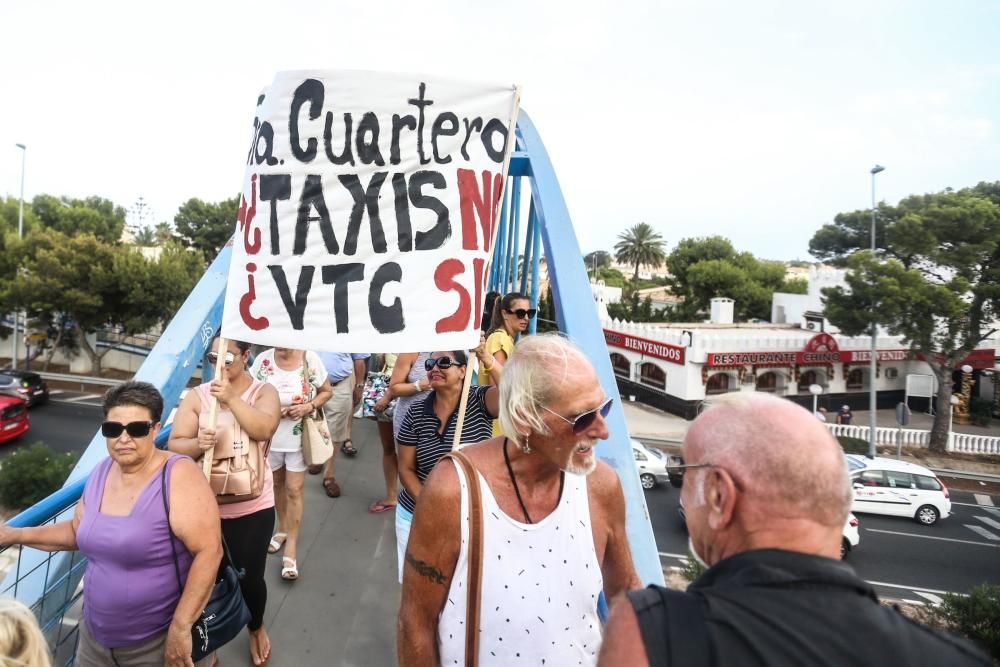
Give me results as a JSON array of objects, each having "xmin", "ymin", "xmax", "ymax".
[{"xmin": 1, "ymin": 0, "xmax": 997, "ymax": 262}]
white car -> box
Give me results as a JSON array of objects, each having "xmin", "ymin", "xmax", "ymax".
[
  {"xmin": 631, "ymin": 439, "xmax": 670, "ymax": 490},
  {"xmin": 846, "ymin": 455, "xmax": 951, "ymax": 525},
  {"xmin": 842, "ymin": 513, "xmax": 860, "ymax": 559}
]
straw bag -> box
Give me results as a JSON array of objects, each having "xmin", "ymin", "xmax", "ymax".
[
  {"xmin": 205, "ymin": 382, "xmax": 269, "ymax": 504},
  {"xmin": 301, "ymin": 354, "xmax": 333, "ymax": 466}
]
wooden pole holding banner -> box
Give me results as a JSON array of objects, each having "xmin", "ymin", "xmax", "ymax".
[
  {"xmin": 203, "ymin": 336, "xmax": 228, "ymax": 478},
  {"xmin": 452, "ymin": 86, "xmax": 522, "ymax": 452}
]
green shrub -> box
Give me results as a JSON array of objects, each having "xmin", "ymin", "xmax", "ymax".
[
  {"xmin": 924, "ymin": 583, "xmax": 1000, "ymax": 660},
  {"xmin": 837, "ymin": 436, "xmax": 869, "ymax": 455},
  {"xmin": 0, "ymin": 442, "xmax": 79, "ymax": 510},
  {"xmin": 680, "ymin": 550, "xmax": 707, "ymax": 583},
  {"xmin": 969, "ymin": 399, "xmax": 993, "ymax": 427}
]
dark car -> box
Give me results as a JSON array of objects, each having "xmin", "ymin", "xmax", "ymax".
[
  {"xmin": 668, "ymin": 454, "xmax": 685, "ymax": 488},
  {"xmin": 0, "ymin": 370, "xmax": 49, "ymax": 407}
]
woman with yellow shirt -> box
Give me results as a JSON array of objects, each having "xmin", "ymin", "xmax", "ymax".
[{"xmin": 479, "ymin": 291, "xmax": 534, "ymax": 433}]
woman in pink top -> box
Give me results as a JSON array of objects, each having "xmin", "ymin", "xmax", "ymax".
[{"xmin": 169, "ymin": 338, "xmax": 281, "ymax": 666}]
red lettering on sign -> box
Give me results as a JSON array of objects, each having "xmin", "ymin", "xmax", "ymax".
[
  {"xmin": 472, "ymin": 257, "xmax": 485, "ymax": 330},
  {"xmin": 457, "ymin": 168, "xmax": 502, "ymax": 251},
  {"xmin": 603, "ymin": 329, "xmax": 686, "ymax": 365},
  {"xmin": 434, "ymin": 259, "xmax": 471, "ymax": 333},
  {"xmin": 238, "ymin": 174, "xmax": 260, "ymax": 255},
  {"xmin": 239, "ymin": 262, "xmax": 269, "ymax": 331}
]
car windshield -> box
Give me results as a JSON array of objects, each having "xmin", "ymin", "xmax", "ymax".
[{"xmin": 845, "ymin": 455, "xmax": 866, "ymax": 472}]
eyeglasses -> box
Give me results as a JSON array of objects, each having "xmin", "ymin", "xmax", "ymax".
[
  {"xmin": 542, "ymin": 397, "xmax": 614, "ymax": 434},
  {"xmin": 667, "ymin": 462, "xmax": 745, "ymax": 491},
  {"xmin": 207, "ymin": 352, "xmax": 236, "ymax": 366},
  {"xmin": 101, "ymin": 420, "xmax": 155, "ymax": 439},
  {"xmin": 505, "ymin": 308, "xmax": 537, "ymax": 320},
  {"xmin": 424, "ymin": 357, "xmax": 466, "ymax": 372}
]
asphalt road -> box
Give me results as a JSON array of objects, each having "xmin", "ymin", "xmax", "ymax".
[
  {"xmin": 0, "ymin": 389, "xmax": 103, "ymax": 460},
  {"xmin": 646, "ymin": 480, "xmax": 1000, "ymax": 602}
]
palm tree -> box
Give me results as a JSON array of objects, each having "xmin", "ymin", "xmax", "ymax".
[
  {"xmin": 154, "ymin": 221, "xmax": 174, "ymax": 245},
  {"xmin": 134, "ymin": 226, "xmax": 156, "ymax": 247},
  {"xmin": 614, "ymin": 222, "xmax": 666, "ymax": 284}
]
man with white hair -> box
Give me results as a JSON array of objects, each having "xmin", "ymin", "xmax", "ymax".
[
  {"xmin": 598, "ymin": 393, "xmax": 989, "ymax": 666},
  {"xmin": 398, "ymin": 333, "xmax": 640, "ymax": 666}
]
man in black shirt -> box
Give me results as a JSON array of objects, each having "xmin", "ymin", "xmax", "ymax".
[{"xmin": 598, "ymin": 393, "xmax": 989, "ymax": 666}]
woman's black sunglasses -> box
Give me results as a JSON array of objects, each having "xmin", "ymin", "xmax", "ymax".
[
  {"xmin": 424, "ymin": 357, "xmax": 466, "ymax": 371},
  {"xmin": 207, "ymin": 352, "xmax": 236, "ymax": 366},
  {"xmin": 505, "ymin": 308, "xmax": 537, "ymax": 320},
  {"xmin": 102, "ymin": 420, "xmax": 155, "ymax": 438},
  {"xmin": 542, "ymin": 397, "xmax": 614, "ymax": 434}
]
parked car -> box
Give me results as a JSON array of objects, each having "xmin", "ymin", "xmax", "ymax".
[
  {"xmin": 0, "ymin": 395, "xmax": 30, "ymax": 444},
  {"xmin": 678, "ymin": 499, "xmax": 862, "ymax": 561},
  {"xmin": 667, "ymin": 454, "xmax": 685, "ymax": 488},
  {"xmin": 842, "ymin": 513, "xmax": 860, "ymax": 559},
  {"xmin": 846, "ymin": 454, "xmax": 951, "ymax": 525},
  {"xmin": 0, "ymin": 370, "xmax": 49, "ymax": 407},
  {"xmin": 632, "ymin": 439, "xmax": 671, "ymax": 490}
]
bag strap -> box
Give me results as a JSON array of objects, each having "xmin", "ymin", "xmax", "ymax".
[
  {"xmin": 627, "ymin": 586, "xmax": 712, "ymax": 667},
  {"xmin": 446, "ymin": 451, "xmax": 484, "ymax": 667},
  {"xmin": 161, "ymin": 456, "xmax": 238, "ymax": 591}
]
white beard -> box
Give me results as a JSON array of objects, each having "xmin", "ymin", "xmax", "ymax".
[{"xmin": 562, "ymin": 439, "xmax": 599, "ymax": 476}]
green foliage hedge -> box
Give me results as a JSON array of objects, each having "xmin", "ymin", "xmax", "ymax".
[
  {"xmin": 0, "ymin": 442, "xmax": 78, "ymax": 510},
  {"xmin": 925, "ymin": 583, "xmax": 1000, "ymax": 660}
]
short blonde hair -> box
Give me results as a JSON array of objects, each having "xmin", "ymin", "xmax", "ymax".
[{"xmin": 0, "ymin": 598, "xmax": 50, "ymax": 667}]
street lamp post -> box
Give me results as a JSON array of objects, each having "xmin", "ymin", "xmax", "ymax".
[
  {"xmin": 809, "ymin": 383, "xmax": 823, "ymax": 415},
  {"xmin": 868, "ymin": 164, "xmax": 885, "ymax": 459},
  {"xmin": 13, "ymin": 144, "xmax": 26, "ymax": 371}
]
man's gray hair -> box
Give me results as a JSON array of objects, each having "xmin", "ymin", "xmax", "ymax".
[{"xmin": 497, "ymin": 334, "xmax": 591, "ymax": 443}]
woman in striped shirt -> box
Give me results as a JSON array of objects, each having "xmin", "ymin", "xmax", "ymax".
[{"xmin": 394, "ymin": 344, "xmax": 501, "ymax": 581}]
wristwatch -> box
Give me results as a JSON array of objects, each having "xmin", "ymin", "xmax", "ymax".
[{"xmin": 355, "ymin": 383, "xmax": 364, "ymax": 389}]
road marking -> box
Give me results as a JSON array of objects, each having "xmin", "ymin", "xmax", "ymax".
[
  {"xmin": 865, "ymin": 528, "xmax": 1000, "ymax": 548},
  {"xmin": 976, "ymin": 515, "xmax": 1000, "ymax": 531},
  {"xmin": 866, "ymin": 580, "xmax": 964, "ymax": 596},
  {"xmin": 915, "ymin": 591, "xmax": 944, "ymax": 605},
  {"xmin": 48, "ymin": 389, "xmax": 64, "ymax": 396},
  {"xmin": 974, "ymin": 494, "xmax": 995, "ymax": 507},
  {"xmin": 901, "ymin": 599, "xmax": 925, "ymax": 606},
  {"xmin": 964, "ymin": 524, "xmax": 1000, "ymax": 541},
  {"xmin": 62, "ymin": 394, "xmax": 102, "ymax": 403},
  {"xmin": 658, "ymin": 552, "xmax": 688, "ymax": 560}
]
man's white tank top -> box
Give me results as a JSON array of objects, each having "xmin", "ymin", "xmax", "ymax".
[{"xmin": 437, "ymin": 458, "xmax": 604, "ymax": 666}]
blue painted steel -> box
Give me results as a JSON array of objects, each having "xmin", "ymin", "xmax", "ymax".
[
  {"xmin": 506, "ymin": 178, "xmax": 522, "ymax": 294},
  {"xmin": 489, "ymin": 184, "xmax": 510, "ymax": 292},
  {"xmin": 518, "ymin": 199, "xmax": 536, "ymax": 296},
  {"xmin": 515, "ymin": 111, "xmax": 663, "ymax": 586},
  {"xmin": 5, "ymin": 478, "xmax": 86, "ymax": 530},
  {"xmin": 528, "ymin": 201, "xmax": 543, "ymax": 336}
]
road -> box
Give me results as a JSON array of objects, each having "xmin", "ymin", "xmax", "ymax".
[
  {"xmin": 0, "ymin": 389, "xmax": 103, "ymax": 461},
  {"xmin": 646, "ymin": 480, "xmax": 1000, "ymax": 603}
]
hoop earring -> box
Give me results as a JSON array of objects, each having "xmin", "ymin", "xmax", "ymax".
[{"xmin": 521, "ymin": 434, "xmax": 532, "ymax": 454}]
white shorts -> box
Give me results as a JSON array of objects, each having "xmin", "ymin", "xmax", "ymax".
[{"xmin": 268, "ymin": 448, "xmax": 307, "ymax": 473}]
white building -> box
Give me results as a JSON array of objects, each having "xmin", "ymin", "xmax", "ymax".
[{"xmin": 603, "ymin": 297, "xmax": 997, "ymax": 419}]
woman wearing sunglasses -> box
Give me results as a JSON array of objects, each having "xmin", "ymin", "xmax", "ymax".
[
  {"xmin": 168, "ymin": 338, "xmax": 281, "ymax": 666},
  {"xmin": 480, "ymin": 291, "xmax": 534, "ymax": 434},
  {"xmin": 393, "ymin": 341, "xmax": 501, "ymax": 582},
  {"xmin": 0, "ymin": 382, "xmax": 221, "ymax": 666}
]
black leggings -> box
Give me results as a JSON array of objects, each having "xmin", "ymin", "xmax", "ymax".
[{"xmin": 221, "ymin": 506, "xmax": 275, "ymax": 631}]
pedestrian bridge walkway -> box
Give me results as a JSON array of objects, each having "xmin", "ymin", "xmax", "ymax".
[{"xmin": 218, "ymin": 418, "xmax": 400, "ymax": 666}]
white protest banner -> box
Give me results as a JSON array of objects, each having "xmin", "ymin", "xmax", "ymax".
[{"xmin": 220, "ymin": 70, "xmax": 521, "ymax": 353}]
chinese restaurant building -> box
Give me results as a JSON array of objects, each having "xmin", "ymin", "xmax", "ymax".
[{"xmin": 603, "ymin": 319, "xmax": 997, "ymax": 420}]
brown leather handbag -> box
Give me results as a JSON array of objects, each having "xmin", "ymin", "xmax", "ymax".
[{"xmin": 205, "ymin": 382, "xmax": 269, "ymax": 504}]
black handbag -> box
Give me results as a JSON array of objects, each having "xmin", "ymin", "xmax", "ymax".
[{"xmin": 160, "ymin": 460, "xmax": 251, "ymax": 661}]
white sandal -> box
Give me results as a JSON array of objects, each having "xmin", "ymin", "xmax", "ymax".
[
  {"xmin": 267, "ymin": 532, "xmax": 287, "ymax": 554},
  {"xmin": 281, "ymin": 557, "xmax": 298, "ymax": 581}
]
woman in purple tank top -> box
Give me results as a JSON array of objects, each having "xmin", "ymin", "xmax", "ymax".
[{"xmin": 0, "ymin": 382, "xmax": 222, "ymax": 666}]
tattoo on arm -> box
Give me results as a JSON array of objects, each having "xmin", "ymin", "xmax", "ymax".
[{"xmin": 406, "ymin": 552, "xmax": 448, "ymax": 586}]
